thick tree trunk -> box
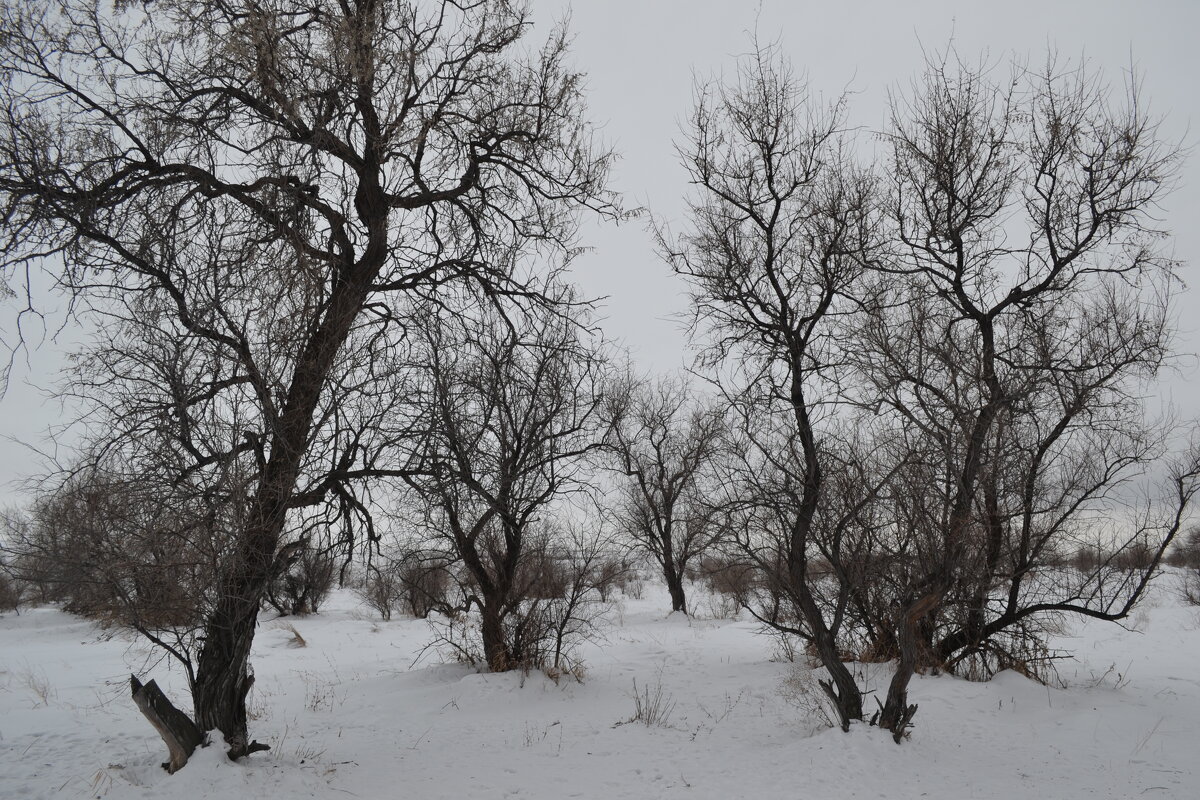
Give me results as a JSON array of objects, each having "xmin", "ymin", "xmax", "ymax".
[
  {"xmin": 481, "ymin": 602, "xmax": 510, "ymax": 672},
  {"xmin": 192, "ymin": 583, "xmax": 267, "ymax": 759},
  {"xmin": 191, "ymin": 523, "xmax": 280, "ymax": 758},
  {"xmin": 662, "ymin": 558, "xmax": 687, "ymax": 614}
]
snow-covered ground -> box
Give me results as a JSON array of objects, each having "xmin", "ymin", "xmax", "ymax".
[{"xmin": 2, "ymin": 577, "xmax": 1197, "ymax": 799}]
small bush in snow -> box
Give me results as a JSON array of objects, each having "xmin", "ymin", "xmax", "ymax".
[{"xmin": 617, "ymin": 677, "xmax": 676, "ymax": 728}]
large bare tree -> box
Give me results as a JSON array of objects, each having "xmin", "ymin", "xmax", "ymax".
[
  {"xmin": 664, "ymin": 44, "xmax": 882, "ymax": 730},
  {"xmin": 400, "ymin": 289, "xmax": 609, "ymax": 672},
  {"xmin": 604, "ymin": 373, "xmax": 724, "ymax": 614},
  {"xmin": 0, "ymin": 0, "xmax": 613, "ymax": 762},
  {"xmin": 865, "ymin": 50, "xmax": 1199, "ymax": 737}
]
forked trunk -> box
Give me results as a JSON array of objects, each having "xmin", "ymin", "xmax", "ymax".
[{"xmin": 877, "ymin": 590, "xmax": 941, "ymax": 740}]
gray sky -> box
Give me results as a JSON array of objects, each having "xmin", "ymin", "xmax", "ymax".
[{"xmin": 2, "ymin": 0, "xmax": 1199, "ymax": 506}]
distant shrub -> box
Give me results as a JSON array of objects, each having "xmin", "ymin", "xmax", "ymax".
[
  {"xmin": 1111, "ymin": 538, "xmax": 1157, "ymax": 572},
  {"xmin": 3, "ymin": 481, "xmax": 215, "ymax": 629},
  {"xmin": 358, "ymin": 551, "xmax": 452, "ymax": 621},
  {"xmin": 592, "ymin": 557, "xmax": 631, "ymax": 602},
  {"xmin": 266, "ymin": 543, "xmax": 336, "ymax": 616},
  {"xmin": 358, "ymin": 565, "xmax": 403, "ymax": 621},
  {"xmin": 399, "ymin": 556, "xmax": 452, "ymax": 618},
  {"xmin": 701, "ymin": 556, "xmax": 756, "ymax": 609},
  {"xmin": 1166, "ymin": 527, "xmax": 1200, "ymax": 569},
  {"xmin": 1181, "ymin": 569, "xmax": 1200, "ymax": 607}
]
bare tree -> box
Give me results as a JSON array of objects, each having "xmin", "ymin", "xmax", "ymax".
[
  {"xmin": 664, "ymin": 44, "xmax": 882, "ymax": 730},
  {"xmin": 603, "ymin": 374, "xmax": 724, "ymax": 614},
  {"xmin": 863, "ymin": 49, "xmax": 1198, "ymax": 738},
  {"xmin": 0, "ymin": 0, "xmax": 614, "ymax": 763},
  {"xmin": 401, "ymin": 290, "xmax": 610, "ymax": 672}
]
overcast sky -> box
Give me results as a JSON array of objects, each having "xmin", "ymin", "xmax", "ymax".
[{"xmin": 2, "ymin": 0, "xmax": 1198, "ymax": 506}]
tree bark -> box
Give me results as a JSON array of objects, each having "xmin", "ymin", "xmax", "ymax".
[
  {"xmin": 790, "ymin": 565, "xmax": 862, "ymax": 730},
  {"xmin": 877, "ymin": 590, "xmax": 939, "ymax": 738},
  {"xmin": 662, "ymin": 557, "xmax": 687, "ymax": 614},
  {"xmin": 130, "ymin": 675, "xmax": 206, "ymax": 773},
  {"xmin": 481, "ymin": 601, "xmax": 510, "ymax": 671}
]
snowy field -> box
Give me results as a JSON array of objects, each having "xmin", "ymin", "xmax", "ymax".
[{"xmin": 2, "ymin": 576, "xmax": 1197, "ymax": 800}]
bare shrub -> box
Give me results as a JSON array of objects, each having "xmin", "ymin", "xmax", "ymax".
[
  {"xmin": 19, "ymin": 666, "xmax": 56, "ymax": 707},
  {"xmin": 5, "ymin": 475, "xmax": 220, "ymax": 630},
  {"xmin": 704, "ymin": 591, "xmax": 741, "ymax": 620},
  {"xmin": 701, "ymin": 556, "xmax": 757, "ymax": 610},
  {"xmin": 399, "ymin": 555, "xmax": 453, "ymax": 619},
  {"xmin": 1165, "ymin": 527, "xmax": 1200, "ymax": 568},
  {"xmin": 1180, "ymin": 570, "xmax": 1200, "ymax": 606},
  {"xmin": 358, "ymin": 549, "xmax": 452, "ymax": 621},
  {"xmin": 592, "ymin": 557, "xmax": 631, "ymax": 602},
  {"xmin": 519, "ymin": 548, "xmax": 570, "ymax": 601},
  {"xmin": 282, "ymin": 624, "xmax": 307, "ymax": 649},
  {"xmin": 265, "ymin": 543, "xmax": 336, "ymax": 617},
  {"xmin": 1111, "ymin": 537, "xmax": 1158, "ymax": 573},
  {"xmin": 1072, "ymin": 543, "xmax": 1108, "ymax": 575},
  {"xmin": 779, "ymin": 665, "xmax": 836, "ymax": 730},
  {"xmin": 617, "ymin": 677, "xmax": 676, "ymax": 728},
  {"xmin": 622, "ymin": 574, "xmax": 645, "ymax": 600},
  {"xmin": 357, "ymin": 566, "xmax": 403, "ymax": 622}
]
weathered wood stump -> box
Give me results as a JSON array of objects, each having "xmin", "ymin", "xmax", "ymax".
[{"xmin": 130, "ymin": 675, "xmax": 206, "ymax": 773}]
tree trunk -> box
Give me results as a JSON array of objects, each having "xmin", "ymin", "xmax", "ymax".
[
  {"xmin": 190, "ymin": 485, "xmax": 294, "ymax": 758},
  {"xmin": 189, "ymin": 263, "xmax": 381, "ymax": 758},
  {"xmin": 662, "ymin": 557, "xmax": 687, "ymax": 614},
  {"xmin": 191, "ymin": 527, "xmax": 276, "ymax": 760},
  {"xmin": 785, "ymin": 363, "xmax": 863, "ymax": 730},
  {"xmin": 877, "ymin": 590, "xmax": 940, "ymax": 740},
  {"xmin": 130, "ymin": 675, "xmax": 205, "ymax": 773},
  {"xmin": 879, "ymin": 376, "xmax": 1005, "ymax": 740},
  {"xmin": 192, "ymin": 589, "xmax": 263, "ymax": 759},
  {"xmin": 791, "ymin": 569, "xmax": 862, "ymax": 730},
  {"xmin": 481, "ymin": 601, "xmax": 510, "ymax": 671}
]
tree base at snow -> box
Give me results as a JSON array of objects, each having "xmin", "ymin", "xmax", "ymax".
[{"xmin": 130, "ymin": 675, "xmax": 206, "ymax": 773}]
